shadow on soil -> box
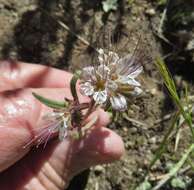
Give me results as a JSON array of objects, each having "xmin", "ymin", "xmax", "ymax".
[{"xmin": 1, "ymin": 0, "xmax": 126, "ymax": 69}]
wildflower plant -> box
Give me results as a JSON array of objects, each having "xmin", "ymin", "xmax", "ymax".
[{"xmin": 24, "ymin": 38, "xmax": 145, "ymax": 148}]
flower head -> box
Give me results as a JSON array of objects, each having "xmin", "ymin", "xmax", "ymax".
[{"xmin": 80, "ymin": 48, "xmax": 143, "ymax": 111}]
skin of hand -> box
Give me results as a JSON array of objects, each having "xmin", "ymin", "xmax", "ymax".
[{"xmin": 0, "ymin": 61, "xmax": 124, "ymax": 190}]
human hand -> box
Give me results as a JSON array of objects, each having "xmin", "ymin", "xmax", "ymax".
[{"xmin": 0, "ymin": 61, "xmax": 124, "ymax": 190}]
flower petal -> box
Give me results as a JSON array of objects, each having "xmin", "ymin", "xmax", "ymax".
[
  {"xmin": 116, "ymin": 54, "xmax": 132, "ymax": 74},
  {"xmin": 116, "ymin": 54, "xmax": 143, "ymax": 77},
  {"xmin": 80, "ymin": 82, "xmax": 94, "ymax": 96},
  {"xmin": 93, "ymin": 90, "xmax": 107, "ymax": 104},
  {"xmin": 98, "ymin": 48, "xmax": 104, "ymax": 55},
  {"xmin": 81, "ymin": 66, "xmax": 95, "ymax": 81},
  {"xmin": 119, "ymin": 76, "xmax": 141, "ymax": 86},
  {"xmin": 110, "ymin": 94, "xmax": 127, "ymax": 111},
  {"xmin": 129, "ymin": 66, "xmax": 143, "ymax": 78}
]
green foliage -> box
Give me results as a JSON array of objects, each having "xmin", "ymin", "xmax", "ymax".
[
  {"xmin": 135, "ymin": 180, "xmax": 152, "ymax": 190},
  {"xmin": 156, "ymin": 0, "xmax": 167, "ymax": 6},
  {"xmin": 171, "ymin": 177, "xmax": 187, "ymax": 189},
  {"xmin": 102, "ymin": 0, "xmax": 118, "ymax": 12},
  {"xmin": 128, "ymin": 0, "xmax": 135, "ymax": 5},
  {"xmin": 32, "ymin": 92, "xmax": 68, "ymax": 109},
  {"xmin": 70, "ymin": 71, "xmax": 80, "ymax": 102}
]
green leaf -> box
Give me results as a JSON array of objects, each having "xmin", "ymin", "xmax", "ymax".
[
  {"xmin": 156, "ymin": 0, "xmax": 167, "ymax": 6},
  {"xmin": 171, "ymin": 177, "xmax": 186, "ymax": 189},
  {"xmin": 32, "ymin": 92, "xmax": 68, "ymax": 109},
  {"xmin": 135, "ymin": 180, "xmax": 152, "ymax": 190},
  {"xmin": 128, "ymin": 0, "xmax": 135, "ymax": 5}
]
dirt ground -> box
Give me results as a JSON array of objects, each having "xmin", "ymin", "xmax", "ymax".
[{"xmin": 0, "ymin": 0, "xmax": 194, "ymax": 190}]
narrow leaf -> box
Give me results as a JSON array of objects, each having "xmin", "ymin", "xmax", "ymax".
[{"xmin": 32, "ymin": 92, "xmax": 68, "ymax": 109}]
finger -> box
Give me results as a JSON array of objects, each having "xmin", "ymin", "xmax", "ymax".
[
  {"xmin": 36, "ymin": 127, "xmax": 125, "ymax": 183},
  {"xmin": 68, "ymin": 127, "xmax": 125, "ymax": 178},
  {"xmin": 85, "ymin": 108, "xmax": 110, "ymax": 127},
  {"xmin": 0, "ymin": 61, "xmax": 72, "ymax": 92}
]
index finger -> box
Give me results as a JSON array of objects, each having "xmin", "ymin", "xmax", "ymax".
[{"xmin": 0, "ymin": 60, "xmax": 73, "ymax": 92}]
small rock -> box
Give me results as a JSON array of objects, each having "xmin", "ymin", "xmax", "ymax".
[
  {"xmin": 130, "ymin": 127, "xmax": 138, "ymax": 133},
  {"xmin": 150, "ymin": 88, "xmax": 157, "ymax": 95},
  {"xmin": 145, "ymin": 8, "xmax": 156, "ymax": 16},
  {"xmin": 148, "ymin": 137, "xmax": 157, "ymax": 144},
  {"xmin": 123, "ymin": 127, "xmax": 128, "ymax": 132},
  {"xmin": 94, "ymin": 165, "xmax": 105, "ymax": 175},
  {"xmin": 125, "ymin": 141, "xmax": 135, "ymax": 149},
  {"xmin": 143, "ymin": 159, "xmax": 149, "ymax": 167},
  {"xmin": 0, "ymin": 4, "xmax": 4, "ymax": 9}
]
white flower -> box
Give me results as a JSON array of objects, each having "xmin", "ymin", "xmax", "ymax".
[
  {"xmin": 80, "ymin": 63, "xmax": 110, "ymax": 104},
  {"xmin": 80, "ymin": 48, "xmax": 143, "ymax": 111}
]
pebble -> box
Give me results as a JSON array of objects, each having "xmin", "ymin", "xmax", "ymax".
[
  {"xmin": 94, "ymin": 165, "xmax": 105, "ymax": 175},
  {"xmin": 125, "ymin": 141, "xmax": 135, "ymax": 149},
  {"xmin": 123, "ymin": 127, "xmax": 128, "ymax": 132},
  {"xmin": 145, "ymin": 8, "xmax": 156, "ymax": 16},
  {"xmin": 148, "ymin": 137, "xmax": 157, "ymax": 144},
  {"xmin": 0, "ymin": 4, "xmax": 4, "ymax": 9},
  {"xmin": 150, "ymin": 88, "xmax": 157, "ymax": 95},
  {"xmin": 130, "ymin": 127, "xmax": 138, "ymax": 133}
]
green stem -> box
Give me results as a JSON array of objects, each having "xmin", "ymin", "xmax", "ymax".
[{"xmin": 70, "ymin": 72, "xmax": 81, "ymax": 102}]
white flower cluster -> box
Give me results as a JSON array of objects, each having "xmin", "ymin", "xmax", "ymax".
[{"xmin": 80, "ymin": 49, "xmax": 143, "ymax": 111}]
